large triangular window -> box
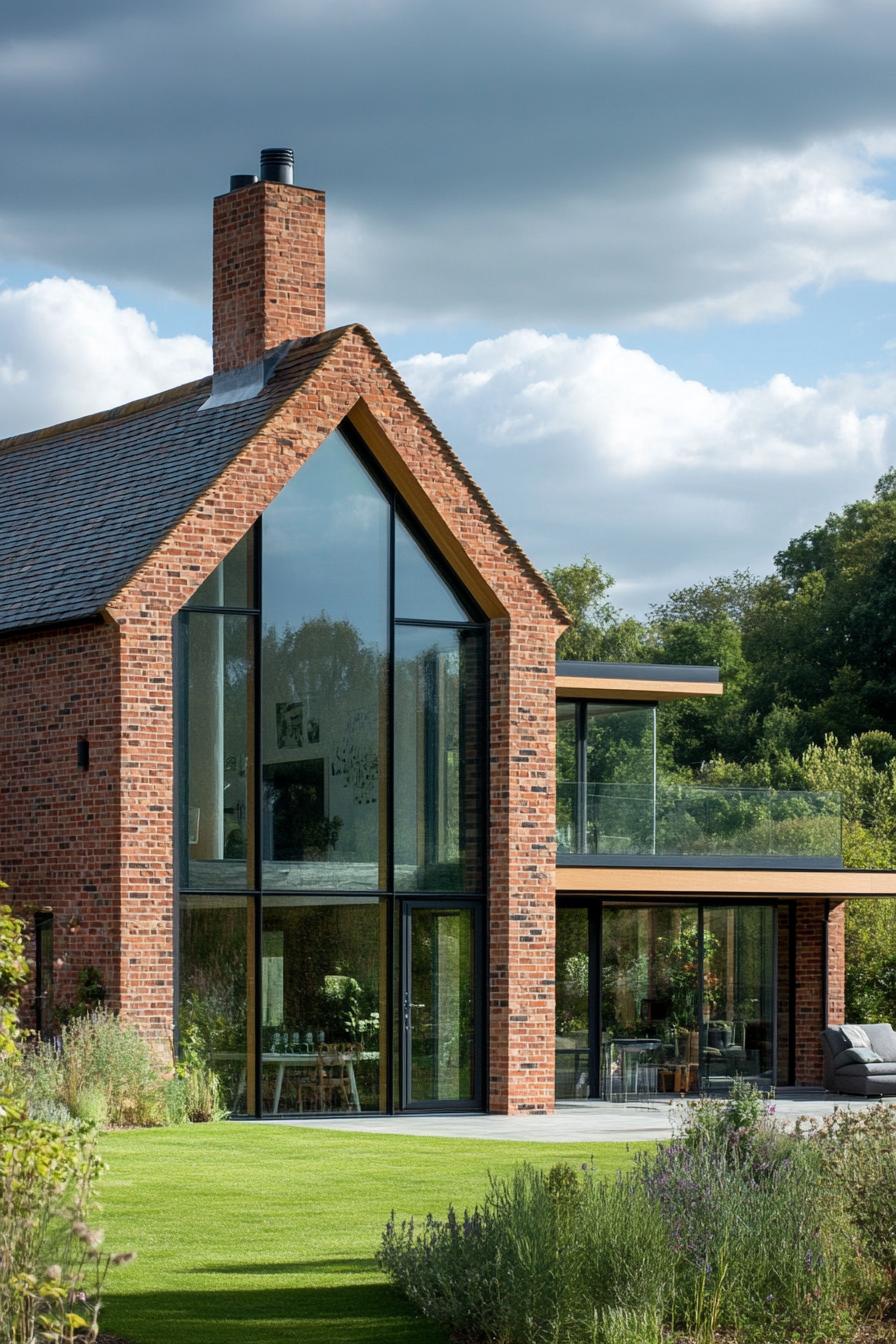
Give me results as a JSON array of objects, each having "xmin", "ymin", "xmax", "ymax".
[
  {"xmin": 394, "ymin": 516, "xmax": 472, "ymax": 623},
  {"xmin": 178, "ymin": 424, "xmax": 486, "ymax": 898}
]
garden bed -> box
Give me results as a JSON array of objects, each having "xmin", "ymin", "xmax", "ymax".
[{"xmin": 381, "ymin": 1088, "xmax": 896, "ymax": 1344}]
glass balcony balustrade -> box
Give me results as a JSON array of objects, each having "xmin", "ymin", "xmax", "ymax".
[{"xmin": 556, "ymin": 779, "xmax": 842, "ymax": 860}]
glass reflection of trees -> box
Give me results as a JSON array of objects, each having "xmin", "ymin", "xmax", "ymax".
[{"xmin": 262, "ymin": 616, "xmax": 386, "ymax": 889}]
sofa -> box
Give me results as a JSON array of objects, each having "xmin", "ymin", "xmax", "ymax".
[{"xmin": 820, "ymin": 1023, "xmax": 896, "ymax": 1096}]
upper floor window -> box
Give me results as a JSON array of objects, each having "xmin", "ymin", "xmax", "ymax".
[
  {"xmin": 179, "ymin": 427, "xmax": 486, "ymax": 894},
  {"xmin": 557, "ymin": 701, "xmax": 657, "ymax": 855}
]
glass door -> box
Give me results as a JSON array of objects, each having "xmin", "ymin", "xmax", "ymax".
[
  {"xmin": 554, "ymin": 901, "xmax": 778, "ymax": 1103},
  {"xmin": 602, "ymin": 905, "xmax": 701, "ymax": 1099},
  {"xmin": 701, "ymin": 905, "xmax": 775, "ymax": 1091},
  {"xmin": 401, "ymin": 903, "xmax": 482, "ymax": 1110},
  {"xmin": 555, "ymin": 906, "xmax": 594, "ymax": 1099}
]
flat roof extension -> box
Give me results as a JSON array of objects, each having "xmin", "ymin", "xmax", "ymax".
[{"xmin": 556, "ymin": 660, "xmax": 723, "ymax": 702}]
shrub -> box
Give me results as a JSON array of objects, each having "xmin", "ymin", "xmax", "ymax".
[
  {"xmin": 380, "ymin": 1087, "xmax": 883, "ymax": 1344},
  {"xmin": 164, "ymin": 1064, "xmax": 225, "ymax": 1126},
  {"xmin": 173, "ymin": 1025, "xmax": 227, "ymax": 1123},
  {"xmin": 24, "ymin": 1007, "xmax": 227, "ymax": 1129},
  {"xmin": 0, "ymin": 904, "xmax": 133, "ymax": 1342},
  {"xmin": 42, "ymin": 1010, "xmax": 168, "ymax": 1129},
  {"xmin": 379, "ymin": 1162, "xmax": 670, "ymax": 1344},
  {"xmin": 0, "ymin": 1103, "xmax": 133, "ymax": 1342},
  {"xmin": 642, "ymin": 1122, "xmax": 870, "ymax": 1343},
  {"xmin": 808, "ymin": 1103, "xmax": 896, "ymax": 1296}
]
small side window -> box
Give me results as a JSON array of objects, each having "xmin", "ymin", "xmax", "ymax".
[{"xmin": 35, "ymin": 912, "xmax": 54, "ymax": 1037}]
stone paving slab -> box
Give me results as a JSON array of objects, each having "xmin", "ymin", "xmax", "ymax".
[{"xmin": 272, "ymin": 1091, "xmax": 896, "ymax": 1143}]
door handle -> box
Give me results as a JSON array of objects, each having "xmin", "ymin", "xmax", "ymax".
[{"xmin": 403, "ymin": 992, "xmax": 411, "ymax": 1033}]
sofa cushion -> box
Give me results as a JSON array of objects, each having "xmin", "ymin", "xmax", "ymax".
[
  {"xmin": 841, "ymin": 1024, "xmax": 873, "ymax": 1050},
  {"xmin": 825, "ymin": 1025, "xmax": 868, "ymax": 1057},
  {"xmin": 861, "ymin": 1023, "xmax": 896, "ymax": 1063},
  {"xmin": 837, "ymin": 1047, "xmax": 883, "ymax": 1065},
  {"xmin": 835, "ymin": 1061, "xmax": 896, "ymax": 1077}
]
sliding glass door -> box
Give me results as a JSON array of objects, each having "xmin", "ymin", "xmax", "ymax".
[
  {"xmin": 702, "ymin": 905, "xmax": 775, "ymax": 1090},
  {"xmin": 602, "ymin": 905, "xmax": 701, "ymax": 1098},
  {"xmin": 555, "ymin": 901, "xmax": 777, "ymax": 1100}
]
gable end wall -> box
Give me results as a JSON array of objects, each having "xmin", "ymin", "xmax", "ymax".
[{"xmin": 104, "ymin": 329, "xmax": 563, "ymax": 1112}]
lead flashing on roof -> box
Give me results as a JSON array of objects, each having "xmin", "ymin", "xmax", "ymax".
[{"xmin": 200, "ymin": 339, "xmax": 294, "ymax": 411}]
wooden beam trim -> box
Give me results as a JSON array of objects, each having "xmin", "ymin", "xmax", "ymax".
[
  {"xmin": 555, "ymin": 676, "xmax": 724, "ymax": 702},
  {"xmin": 347, "ymin": 399, "xmax": 508, "ymax": 619},
  {"xmin": 555, "ymin": 866, "xmax": 896, "ymax": 897}
]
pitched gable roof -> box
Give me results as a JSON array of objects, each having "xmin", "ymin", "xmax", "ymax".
[{"xmin": 0, "ymin": 325, "xmax": 566, "ymax": 636}]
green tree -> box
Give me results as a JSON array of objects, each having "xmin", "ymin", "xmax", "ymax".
[
  {"xmin": 649, "ymin": 569, "xmax": 759, "ymax": 627},
  {"xmin": 544, "ymin": 557, "xmax": 646, "ymax": 663},
  {"xmin": 742, "ymin": 485, "xmax": 896, "ymax": 748}
]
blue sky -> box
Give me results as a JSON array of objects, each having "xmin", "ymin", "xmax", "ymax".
[{"xmin": 2, "ymin": 0, "xmax": 896, "ymax": 613}]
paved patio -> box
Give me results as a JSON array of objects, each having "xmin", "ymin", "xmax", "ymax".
[{"xmin": 273, "ymin": 1090, "xmax": 896, "ymax": 1143}]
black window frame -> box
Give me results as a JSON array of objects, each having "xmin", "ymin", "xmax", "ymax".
[
  {"xmin": 34, "ymin": 911, "xmax": 54, "ymax": 1038},
  {"xmin": 555, "ymin": 897, "xmax": 780, "ymax": 1100},
  {"xmin": 174, "ymin": 418, "xmax": 490, "ymax": 1116}
]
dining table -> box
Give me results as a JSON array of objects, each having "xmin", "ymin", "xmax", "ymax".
[{"xmin": 212, "ymin": 1049, "xmax": 379, "ymax": 1114}]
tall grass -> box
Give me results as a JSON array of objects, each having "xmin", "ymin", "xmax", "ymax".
[{"xmin": 23, "ymin": 1009, "xmax": 225, "ymax": 1128}]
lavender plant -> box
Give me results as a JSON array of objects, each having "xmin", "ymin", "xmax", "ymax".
[
  {"xmin": 379, "ymin": 1084, "xmax": 882, "ymax": 1344},
  {"xmin": 806, "ymin": 1103, "xmax": 896, "ymax": 1296}
]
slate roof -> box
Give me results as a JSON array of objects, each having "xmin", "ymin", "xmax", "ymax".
[
  {"xmin": 0, "ymin": 323, "xmax": 567, "ymax": 636},
  {"xmin": 0, "ymin": 328, "xmax": 346, "ymax": 635}
]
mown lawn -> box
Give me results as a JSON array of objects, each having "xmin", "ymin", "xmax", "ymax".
[{"xmin": 98, "ymin": 1124, "xmax": 646, "ymax": 1344}]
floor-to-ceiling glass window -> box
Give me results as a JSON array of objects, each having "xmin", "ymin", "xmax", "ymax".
[
  {"xmin": 177, "ymin": 425, "xmax": 487, "ymax": 1116},
  {"xmin": 261, "ymin": 439, "xmax": 389, "ymax": 892},
  {"xmin": 556, "ymin": 700, "xmax": 657, "ymax": 857},
  {"xmin": 554, "ymin": 901, "xmax": 778, "ymax": 1100},
  {"xmin": 602, "ymin": 905, "xmax": 700, "ymax": 1098},
  {"xmin": 260, "ymin": 896, "xmax": 387, "ymax": 1114},
  {"xmin": 702, "ymin": 905, "xmax": 775, "ymax": 1089},
  {"xmin": 179, "ymin": 894, "xmax": 253, "ymax": 1114},
  {"xmin": 555, "ymin": 907, "xmax": 591, "ymax": 1099},
  {"xmin": 404, "ymin": 904, "xmax": 480, "ymax": 1107},
  {"xmin": 586, "ymin": 704, "xmax": 656, "ymax": 855}
]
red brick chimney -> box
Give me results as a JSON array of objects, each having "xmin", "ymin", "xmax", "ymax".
[{"xmin": 212, "ymin": 147, "xmax": 325, "ymax": 375}]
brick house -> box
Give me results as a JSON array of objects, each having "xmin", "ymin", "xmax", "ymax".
[{"xmin": 2, "ymin": 148, "xmax": 894, "ymax": 1116}]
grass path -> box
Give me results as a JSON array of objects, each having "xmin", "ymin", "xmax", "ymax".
[{"xmin": 98, "ymin": 1124, "xmax": 646, "ymax": 1344}]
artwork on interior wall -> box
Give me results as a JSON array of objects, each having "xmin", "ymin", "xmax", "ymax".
[
  {"xmin": 276, "ymin": 699, "xmax": 320, "ymax": 750},
  {"xmin": 276, "ymin": 701, "xmax": 304, "ymax": 750}
]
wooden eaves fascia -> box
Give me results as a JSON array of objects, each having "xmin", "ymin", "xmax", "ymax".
[
  {"xmin": 556, "ymin": 866, "xmax": 896, "ymax": 898},
  {"xmin": 555, "ymin": 673, "xmax": 726, "ymax": 702}
]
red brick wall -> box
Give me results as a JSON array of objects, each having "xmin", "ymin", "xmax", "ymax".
[
  {"xmin": 0, "ymin": 621, "xmax": 121, "ymax": 1026},
  {"xmin": 794, "ymin": 898, "xmax": 846, "ymax": 1085},
  {"xmin": 213, "ymin": 181, "xmax": 326, "ymax": 373},
  {"xmin": 99, "ymin": 329, "xmax": 564, "ymax": 1107}
]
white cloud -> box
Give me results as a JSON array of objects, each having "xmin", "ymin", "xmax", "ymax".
[
  {"xmin": 673, "ymin": 0, "xmax": 829, "ymax": 26},
  {"xmin": 0, "ymin": 277, "xmax": 211, "ymax": 438},
  {"xmin": 0, "ymin": 38, "xmax": 98, "ymax": 85},
  {"xmin": 330, "ymin": 133, "xmax": 896, "ymax": 336},
  {"xmin": 0, "ymin": 273, "xmax": 892, "ymax": 614},
  {"xmin": 399, "ymin": 330, "xmax": 895, "ymax": 608},
  {"xmin": 641, "ymin": 137, "xmax": 896, "ymax": 328}
]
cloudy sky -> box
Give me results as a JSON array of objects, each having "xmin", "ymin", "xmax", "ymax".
[{"xmin": 3, "ymin": 0, "xmax": 896, "ymax": 613}]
